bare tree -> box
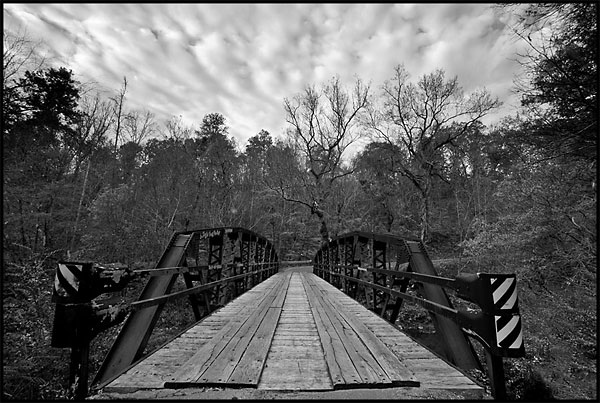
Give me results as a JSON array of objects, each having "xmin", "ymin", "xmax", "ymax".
[
  {"xmin": 3, "ymin": 28, "xmax": 46, "ymax": 88},
  {"xmin": 275, "ymin": 76, "xmax": 370, "ymax": 244},
  {"xmin": 161, "ymin": 115, "xmax": 193, "ymax": 140},
  {"xmin": 123, "ymin": 109, "xmax": 156, "ymax": 145},
  {"xmin": 111, "ymin": 76, "xmax": 128, "ymax": 151},
  {"xmin": 74, "ymin": 92, "xmax": 115, "ymax": 165},
  {"xmin": 366, "ymin": 64, "xmax": 500, "ymax": 242}
]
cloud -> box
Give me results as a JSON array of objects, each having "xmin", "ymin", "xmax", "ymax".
[{"xmin": 3, "ymin": 3, "xmax": 531, "ymax": 146}]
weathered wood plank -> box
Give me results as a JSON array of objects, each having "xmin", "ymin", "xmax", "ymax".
[
  {"xmin": 307, "ymin": 273, "xmax": 484, "ymax": 392},
  {"xmin": 261, "ymin": 359, "xmax": 329, "ymax": 373},
  {"xmin": 227, "ymin": 275, "xmax": 291, "ymax": 385},
  {"xmin": 211, "ymin": 274, "xmax": 290, "ymax": 383},
  {"xmin": 270, "ymin": 339, "xmax": 322, "ymax": 349},
  {"xmin": 264, "ymin": 348, "xmax": 324, "ymax": 360},
  {"xmin": 303, "ymin": 276, "xmax": 362, "ymax": 388},
  {"xmin": 258, "ymin": 357, "xmax": 331, "ymax": 391},
  {"xmin": 257, "ymin": 273, "xmax": 333, "ymax": 391},
  {"xmin": 164, "ymin": 275, "xmax": 285, "ymax": 387},
  {"xmin": 305, "ymin": 273, "xmax": 419, "ymax": 387},
  {"xmin": 304, "ymin": 276, "xmax": 391, "ymax": 386}
]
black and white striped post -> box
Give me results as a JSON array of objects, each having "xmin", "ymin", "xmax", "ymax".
[
  {"xmin": 455, "ymin": 273, "xmax": 525, "ymax": 399},
  {"xmin": 482, "ymin": 274, "xmax": 524, "ymax": 400}
]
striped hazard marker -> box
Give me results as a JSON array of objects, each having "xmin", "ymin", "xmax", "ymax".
[
  {"xmin": 490, "ymin": 275, "xmax": 523, "ymax": 351},
  {"xmin": 491, "ymin": 276, "xmax": 518, "ymax": 310},
  {"xmin": 54, "ymin": 263, "xmax": 84, "ymax": 299},
  {"xmin": 494, "ymin": 314, "xmax": 523, "ymax": 349}
]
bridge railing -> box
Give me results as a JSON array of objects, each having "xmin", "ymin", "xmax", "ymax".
[
  {"xmin": 50, "ymin": 227, "xmax": 279, "ymax": 399},
  {"xmin": 313, "ymin": 231, "xmax": 525, "ymax": 400}
]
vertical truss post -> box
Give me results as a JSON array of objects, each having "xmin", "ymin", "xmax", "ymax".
[
  {"xmin": 372, "ymin": 240, "xmax": 387, "ymax": 314},
  {"xmin": 363, "ymin": 238, "xmax": 375, "ymax": 311},
  {"xmin": 182, "ymin": 267, "xmax": 202, "ymax": 322},
  {"xmin": 342, "ymin": 238, "xmax": 352, "ymax": 293},
  {"xmin": 233, "ymin": 230, "xmax": 244, "ymax": 297},
  {"xmin": 331, "ymin": 240, "xmax": 340, "ymax": 288},
  {"xmin": 207, "ymin": 232, "xmax": 224, "ymax": 308},
  {"xmin": 248, "ymin": 235, "xmax": 254, "ymax": 288},
  {"xmin": 242, "ymin": 233, "xmax": 250, "ymax": 290},
  {"xmin": 255, "ymin": 240, "xmax": 264, "ymax": 284},
  {"xmin": 222, "ymin": 230, "xmax": 235, "ymax": 303},
  {"xmin": 389, "ymin": 256, "xmax": 411, "ymax": 324},
  {"xmin": 182, "ymin": 234, "xmax": 203, "ymax": 320},
  {"xmin": 349, "ymin": 235, "xmax": 359, "ymax": 299},
  {"xmin": 314, "ymin": 250, "xmax": 323, "ymax": 278}
]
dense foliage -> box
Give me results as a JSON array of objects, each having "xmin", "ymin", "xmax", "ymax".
[{"xmin": 2, "ymin": 4, "xmax": 596, "ymax": 400}]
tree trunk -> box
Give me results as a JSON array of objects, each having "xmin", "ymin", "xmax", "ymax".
[
  {"xmin": 383, "ymin": 200, "xmax": 394, "ymax": 233},
  {"xmin": 419, "ymin": 183, "xmax": 431, "ymax": 244},
  {"xmin": 311, "ymin": 205, "xmax": 330, "ymax": 246},
  {"xmin": 70, "ymin": 159, "xmax": 91, "ymax": 253}
]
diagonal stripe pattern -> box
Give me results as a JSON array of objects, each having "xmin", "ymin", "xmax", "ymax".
[
  {"xmin": 495, "ymin": 315, "xmax": 523, "ymax": 349},
  {"xmin": 55, "ymin": 263, "xmax": 82, "ymax": 298},
  {"xmin": 491, "ymin": 277, "xmax": 518, "ymax": 310}
]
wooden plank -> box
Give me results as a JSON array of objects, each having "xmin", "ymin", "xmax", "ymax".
[
  {"xmin": 270, "ymin": 339, "xmax": 322, "ymax": 349},
  {"xmin": 261, "ymin": 359, "xmax": 329, "ymax": 372},
  {"xmin": 274, "ymin": 331, "xmax": 316, "ymax": 337},
  {"xmin": 106, "ymin": 273, "xmax": 284, "ymax": 391},
  {"xmin": 270, "ymin": 273, "xmax": 290, "ymax": 308},
  {"xmin": 265, "ymin": 348, "xmax": 324, "ymax": 359},
  {"xmin": 303, "ymin": 276, "xmax": 362, "ymax": 388},
  {"xmin": 311, "ymin": 286, "xmax": 418, "ymax": 388},
  {"xmin": 307, "ymin": 273, "xmax": 482, "ymax": 393},
  {"xmin": 201, "ymin": 275, "xmax": 290, "ymax": 386},
  {"xmin": 276, "ymin": 325, "xmax": 316, "ymax": 332},
  {"xmin": 304, "ymin": 275, "xmax": 391, "ymax": 386},
  {"xmin": 305, "ymin": 273, "xmax": 419, "ymax": 387},
  {"xmin": 258, "ymin": 358, "xmax": 331, "ymax": 391},
  {"xmin": 196, "ymin": 303, "xmax": 274, "ymax": 384},
  {"xmin": 272, "ymin": 333, "xmax": 321, "ymax": 340},
  {"xmin": 227, "ymin": 274, "xmax": 291, "ymax": 385},
  {"xmin": 164, "ymin": 275, "xmax": 285, "ymax": 387},
  {"xmin": 227, "ymin": 308, "xmax": 281, "ymax": 386},
  {"xmin": 278, "ymin": 317, "xmax": 314, "ymax": 324},
  {"xmin": 257, "ymin": 273, "xmax": 333, "ymax": 391}
]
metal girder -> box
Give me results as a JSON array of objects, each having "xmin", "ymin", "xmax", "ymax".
[{"xmin": 92, "ymin": 227, "xmax": 278, "ymax": 390}]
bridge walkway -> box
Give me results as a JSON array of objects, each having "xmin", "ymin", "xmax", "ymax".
[{"xmin": 100, "ymin": 269, "xmax": 484, "ymax": 397}]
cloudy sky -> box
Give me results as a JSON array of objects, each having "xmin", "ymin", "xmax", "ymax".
[{"xmin": 3, "ymin": 3, "xmax": 530, "ymax": 149}]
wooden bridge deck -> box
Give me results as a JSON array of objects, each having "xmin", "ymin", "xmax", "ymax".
[{"xmin": 98, "ymin": 270, "xmax": 485, "ymax": 398}]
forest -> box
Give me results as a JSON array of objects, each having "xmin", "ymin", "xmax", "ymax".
[{"xmin": 2, "ymin": 3, "xmax": 596, "ymax": 401}]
